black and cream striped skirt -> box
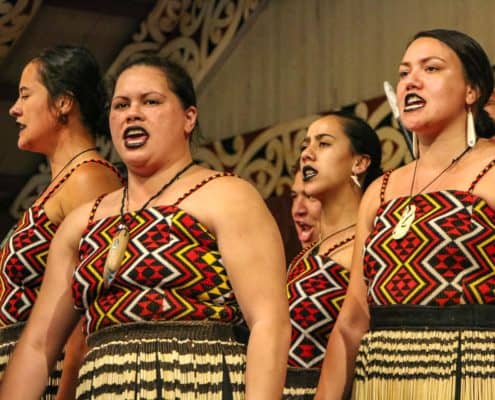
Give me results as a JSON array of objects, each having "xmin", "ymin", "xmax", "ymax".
[
  {"xmin": 352, "ymin": 305, "xmax": 495, "ymax": 400},
  {"xmin": 0, "ymin": 322, "xmax": 63, "ymax": 399},
  {"xmin": 77, "ymin": 321, "xmax": 248, "ymax": 399},
  {"xmin": 283, "ymin": 366, "xmax": 319, "ymax": 399}
]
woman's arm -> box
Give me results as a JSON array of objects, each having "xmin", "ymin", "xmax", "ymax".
[
  {"xmin": 314, "ymin": 179, "xmax": 381, "ymax": 400},
  {"xmin": 0, "ymin": 208, "xmax": 87, "ymax": 399},
  {"xmin": 208, "ymin": 177, "xmax": 291, "ymax": 400},
  {"xmin": 54, "ymin": 319, "xmax": 88, "ymax": 400}
]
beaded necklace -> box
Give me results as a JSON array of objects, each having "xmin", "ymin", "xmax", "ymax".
[{"xmin": 103, "ymin": 161, "xmax": 195, "ymax": 287}]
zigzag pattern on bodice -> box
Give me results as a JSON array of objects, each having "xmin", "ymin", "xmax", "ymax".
[
  {"xmin": 73, "ymin": 205, "xmax": 243, "ymax": 335},
  {"xmin": 365, "ymin": 191, "xmax": 495, "ymax": 306},
  {"xmin": 287, "ymin": 254, "xmax": 349, "ymax": 368},
  {"xmin": 0, "ymin": 206, "xmax": 57, "ymax": 325}
]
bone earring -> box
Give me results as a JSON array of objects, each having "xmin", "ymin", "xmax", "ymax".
[
  {"xmin": 466, "ymin": 108, "xmax": 477, "ymax": 147},
  {"xmin": 412, "ymin": 131, "xmax": 419, "ymax": 158},
  {"xmin": 351, "ymin": 173, "xmax": 361, "ymax": 188}
]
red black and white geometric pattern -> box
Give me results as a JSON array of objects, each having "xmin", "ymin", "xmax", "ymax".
[
  {"xmin": 0, "ymin": 206, "xmax": 57, "ymax": 326},
  {"xmin": 0, "ymin": 159, "xmax": 122, "ymax": 328},
  {"xmin": 73, "ymin": 205, "xmax": 243, "ymax": 335},
  {"xmin": 287, "ymin": 254, "xmax": 349, "ymax": 368},
  {"xmin": 364, "ymin": 190, "xmax": 495, "ymax": 306}
]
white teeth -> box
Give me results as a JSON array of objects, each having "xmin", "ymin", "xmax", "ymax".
[
  {"xmin": 404, "ymin": 103, "xmax": 424, "ymax": 112},
  {"xmin": 125, "ymin": 128, "xmax": 146, "ymax": 136},
  {"xmin": 404, "ymin": 93, "xmax": 425, "ymax": 112},
  {"xmin": 405, "ymin": 94, "xmax": 423, "ymax": 104},
  {"xmin": 302, "ymin": 167, "xmax": 317, "ymax": 181}
]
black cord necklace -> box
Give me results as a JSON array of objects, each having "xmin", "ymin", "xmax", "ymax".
[
  {"xmin": 392, "ymin": 146, "xmax": 471, "ymax": 240},
  {"xmin": 45, "ymin": 146, "xmax": 98, "ymax": 190},
  {"xmin": 289, "ymin": 223, "xmax": 356, "ymax": 271},
  {"xmin": 103, "ymin": 161, "xmax": 196, "ymax": 287}
]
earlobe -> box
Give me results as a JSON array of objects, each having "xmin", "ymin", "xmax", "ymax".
[
  {"xmin": 466, "ymin": 85, "xmax": 480, "ymax": 106},
  {"xmin": 184, "ymin": 106, "xmax": 198, "ymax": 136},
  {"xmin": 56, "ymin": 94, "xmax": 74, "ymax": 115}
]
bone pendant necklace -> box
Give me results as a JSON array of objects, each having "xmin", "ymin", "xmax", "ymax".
[
  {"xmin": 103, "ymin": 224, "xmax": 129, "ymax": 287},
  {"xmin": 392, "ymin": 147, "xmax": 471, "ymax": 240},
  {"xmin": 103, "ymin": 161, "xmax": 195, "ymax": 287},
  {"xmin": 392, "ymin": 204, "xmax": 416, "ymax": 240}
]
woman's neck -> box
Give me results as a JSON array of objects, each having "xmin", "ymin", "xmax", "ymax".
[{"xmin": 318, "ymin": 185, "xmax": 360, "ymax": 238}]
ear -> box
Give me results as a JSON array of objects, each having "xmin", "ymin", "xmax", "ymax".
[
  {"xmin": 465, "ymin": 84, "xmax": 480, "ymax": 106},
  {"xmin": 352, "ymin": 154, "xmax": 371, "ymax": 176},
  {"xmin": 184, "ymin": 105, "xmax": 198, "ymax": 137},
  {"xmin": 55, "ymin": 93, "xmax": 75, "ymax": 115}
]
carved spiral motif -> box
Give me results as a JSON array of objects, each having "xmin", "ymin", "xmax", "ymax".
[
  {"xmin": 107, "ymin": 0, "xmax": 265, "ymax": 87},
  {"xmin": 0, "ymin": 0, "xmax": 41, "ymax": 60}
]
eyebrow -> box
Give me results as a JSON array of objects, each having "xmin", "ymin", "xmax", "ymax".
[
  {"xmin": 111, "ymin": 91, "xmax": 165, "ymax": 101},
  {"xmin": 301, "ymin": 133, "xmax": 336, "ymax": 145},
  {"xmin": 400, "ymin": 56, "xmax": 447, "ymax": 67}
]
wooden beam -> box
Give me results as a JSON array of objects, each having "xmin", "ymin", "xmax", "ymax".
[{"xmin": 44, "ymin": 0, "xmax": 156, "ymax": 19}]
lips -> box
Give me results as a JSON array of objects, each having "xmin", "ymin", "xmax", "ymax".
[
  {"xmin": 123, "ymin": 126, "xmax": 149, "ymax": 149},
  {"xmin": 302, "ymin": 165, "xmax": 318, "ymax": 182},
  {"xmin": 15, "ymin": 121, "xmax": 26, "ymax": 132},
  {"xmin": 404, "ymin": 93, "xmax": 426, "ymax": 112},
  {"xmin": 295, "ymin": 220, "xmax": 315, "ymax": 243}
]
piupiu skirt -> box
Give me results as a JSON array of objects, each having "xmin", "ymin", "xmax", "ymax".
[
  {"xmin": 0, "ymin": 322, "xmax": 63, "ymax": 399},
  {"xmin": 76, "ymin": 321, "xmax": 248, "ymax": 400},
  {"xmin": 352, "ymin": 305, "xmax": 495, "ymax": 400},
  {"xmin": 283, "ymin": 366, "xmax": 319, "ymax": 399}
]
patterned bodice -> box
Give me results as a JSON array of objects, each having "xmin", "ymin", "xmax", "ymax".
[
  {"xmin": 287, "ymin": 253, "xmax": 349, "ymax": 368},
  {"xmin": 0, "ymin": 160, "xmax": 121, "ymax": 327},
  {"xmin": 0, "ymin": 206, "xmax": 57, "ymax": 326},
  {"xmin": 72, "ymin": 174, "xmax": 243, "ymax": 336},
  {"xmin": 365, "ymin": 161, "xmax": 495, "ymax": 306}
]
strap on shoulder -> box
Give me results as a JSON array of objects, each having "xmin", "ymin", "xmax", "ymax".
[
  {"xmin": 173, "ymin": 172, "xmax": 234, "ymax": 206},
  {"xmin": 379, "ymin": 170, "xmax": 393, "ymax": 204},
  {"xmin": 468, "ymin": 158, "xmax": 495, "ymax": 193}
]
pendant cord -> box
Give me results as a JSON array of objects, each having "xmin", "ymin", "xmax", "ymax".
[
  {"xmin": 408, "ymin": 146, "xmax": 471, "ymax": 202},
  {"xmin": 289, "ymin": 223, "xmax": 356, "ymax": 270},
  {"xmin": 40, "ymin": 146, "xmax": 98, "ymax": 200},
  {"xmin": 119, "ymin": 161, "xmax": 196, "ymax": 229},
  {"xmin": 49, "ymin": 147, "xmax": 98, "ymax": 186}
]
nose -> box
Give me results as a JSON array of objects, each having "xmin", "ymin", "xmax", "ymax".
[
  {"xmin": 292, "ymin": 195, "xmax": 308, "ymax": 217},
  {"xmin": 403, "ymin": 68, "xmax": 422, "ymax": 92},
  {"xmin": 125, "ymin": 102, "xmax": 144, "ymax": 123},
  {"xmin": 9, "ymin": 98, "xmax": 21, "ymax": 118},
  {"xmin": 300, "ymin": 144, "xmax": 315, "ymax": 164}
]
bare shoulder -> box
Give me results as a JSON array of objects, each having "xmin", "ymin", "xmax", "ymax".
[
  {"xmin": 469, "ymin": 139, "xmax": 495, "ymax": 207},
  {"xmin": 180, "ymin": 170, "xmax": 271, "ymax": 234},
  {"xmin": 182, "ymin": 168, "xmax": 263, "ymax": 205},
  {"xmin": 65, "ymin": 160, "xmax": 123, "ymax": 190},
  {"xmin": 360, "ymin": 175, "xmax": 385, "ymax": 226}
]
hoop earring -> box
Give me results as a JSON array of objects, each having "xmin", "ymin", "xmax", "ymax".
[
  {"xmin": 412, "ymin": 131, "xmax": 419, "ymax": 158},
  {"xmin": 466, "ymin": 108, "xmax": 477, "ymax": 147},
  {"xmin": 351, "ymin": 173, "xmax": 361, "ymax": 188}
]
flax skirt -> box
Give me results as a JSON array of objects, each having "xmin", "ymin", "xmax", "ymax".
[
  {"xmin": 352, "ymin": 305, "xmax": 495, "ymax": 400},
  {"xmin": 283, "ymin": 366, "xmax": 319, "ymax": 399},
  {"xmin": 0, "ymin": 322, "xmax": 63, "ymax": 399},
  {"xmin": 76, "ymin": 321, "xmax": 248, "ymax": 400}
]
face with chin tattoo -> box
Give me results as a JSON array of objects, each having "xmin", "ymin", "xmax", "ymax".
[{"xmin": 109, "ymin": 65, "xmax": 197, "ymax": 175}]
